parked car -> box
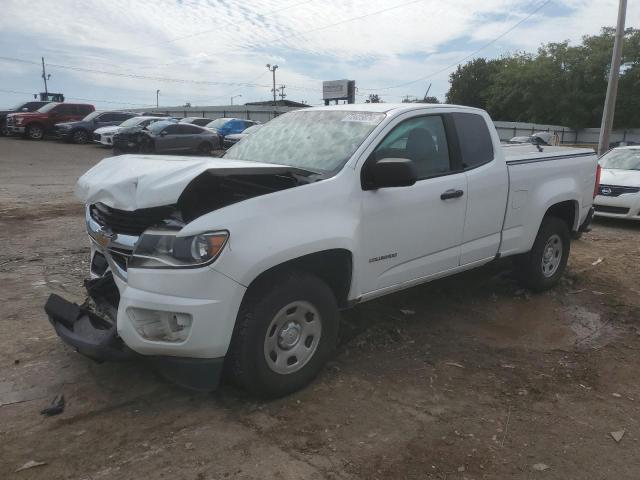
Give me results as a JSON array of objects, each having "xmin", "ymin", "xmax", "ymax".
[
  {"xmin": 54, "ymin": 111, "xmax": 138, "ymax": 144},
  {"xmin": 46, "ymin": 104, "xmax": 598, "ymax": 397},
  {"xmin": 113, "ymin": 120, "xmax": 221, "ymax": 154},
  {"xmin": 204, "ymin": 117, "xmax": 259, "ymax": 139},
  {"xmin": 180, "ymin": 117, "xmax": 215, "ymax": 127},
  {"xmin": 223, "ymin": 124, "xmax": 263, "ymax": 149},
  {"xmin": 7, "ymin": 102, "xmax": 95, "ymax": 140},
  {"xmin": 0, "ymin": 100, "xmax": 50, "ymax": 136},
  {"xmin": 593, "ymin": 146, "xmax": 640, "ymax": 220},
  {"xmin": 93, "ymin": 116, "xmax": 172, "ymax": 147}
]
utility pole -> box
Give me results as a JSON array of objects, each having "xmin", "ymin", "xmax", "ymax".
[
  {"xmin": 156, "ymin": 89, "xmax": 160, "ymax": 108},
  {"xmin": 230, "ymin": 94, "xmax": 242, "ymax": 105},
  {"xmin": 598, "ymin": 0, "xmax": 627, "ymax": 156},
  {"xmin": 41, "ymin": 57, "xmax": 49, "ymax": 96},
  {"xmin": 266, "ymin": 64, "xmax": 278, "ymax": 105},
  {"xmin": 277, "ymin": 85, "xmax": 287, "ymax": 101}
]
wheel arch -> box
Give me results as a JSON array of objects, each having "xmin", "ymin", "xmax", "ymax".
[
  {"xmin": 241, "ymin": 249, "xmax": 354, "ymax": 309},
  {"xmin": 544, "ymin": 199, "xmax": 579, "ymax": 232}
]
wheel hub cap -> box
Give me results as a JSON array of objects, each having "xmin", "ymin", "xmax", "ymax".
[
  {"xmin": 541, "ymin": 234, "xmax": 562, "ymax": 278},
  {"xmin": 278, "ymin": 322, "xmax": 301, "ymax": 349},
  {"xmin": 264, "ymin": 300, "xmax": 322, "ymax": 375}
]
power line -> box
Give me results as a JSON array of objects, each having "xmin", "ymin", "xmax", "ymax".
[
  {"xmin": 0, "ymin": 88, "xmax": 155, "ymax": 107},
  {"xmin": 360, "ymin": 0, "xmax": 552, "ymax": 91}
]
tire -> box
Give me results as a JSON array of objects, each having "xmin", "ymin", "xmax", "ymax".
[
  {"xmin": 197, "ymin": 141, "xmax": 212, "ymax": 155},
  {"xmin": 515, "ymin": 216, "xmax": 570, "ymax": 292},
  {"xmin": 226, "ymin": 271, "xmax": 339, "ymax": 398},
  {"xmin": 72, "ymin": 129, "xmax": 89, "ymax": 144},
  {"xmin": 139, "ymin": 138, "xmax": 155, "ymax": 154},
  {"xmin": 26, "ymin": 124, "xmax": 44, "ymax": 140}
]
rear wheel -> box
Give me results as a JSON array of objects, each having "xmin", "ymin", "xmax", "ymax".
[
  {"xmin": 515, "ymin": 216, "xmax": 570, "ymax": 291},
  {"xmin": 26, "ymin": 124, "xmax": 44, "ymax": 140},
  {"xmin": 72, "ymin": 129, "xmax": 89, "ymax": 144},
  {"xmin": 227, "ymin": 271, "xmax": 339, "ymax": 398},
  {"xmin": 197, "ymin": 141, "xmax": 212, "ymax": 155}
]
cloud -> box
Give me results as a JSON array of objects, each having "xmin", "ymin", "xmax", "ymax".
[{"xmin": 0, "ymin": 0, "xmax": 633, "ymax": 107}]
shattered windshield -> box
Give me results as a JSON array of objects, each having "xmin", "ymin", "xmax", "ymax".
[
  {"xmin": 599, "ymin": 149, "xmax": 640, "ymax": 170},
  {"xmin": 224, "ymin": 110, "xmax": 385, "ymax": 173}
]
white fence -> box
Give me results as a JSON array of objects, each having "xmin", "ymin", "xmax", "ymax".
[
  {"xmin": 139, "ymin": 105, "xmax": 639, "ymax": 146},
  {"xmin": 494, "ymin": 121, "xmax": 640, "ymax": 145}
]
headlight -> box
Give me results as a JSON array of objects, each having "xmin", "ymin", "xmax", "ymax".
[
  {"xmin": 15, "ymin": 117, "xmax": 24, "ymax": 125},
  {"xmin": 130, "ymin": 230, "xmax": 229, "ymax": 269}
]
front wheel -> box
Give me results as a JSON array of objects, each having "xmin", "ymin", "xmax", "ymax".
[
  {"xmin": 514, "ymin": 216, "xmax": 570, "ymax": 291},
  {"xmin": 26, "ymin": 124, "xmax": 44, "ymax": 140},
  {"xmin": 226, "ymin": 271, "xmax": 339, "ymax": 398},
  {"xmin": 197, "ymin": 141, "xmax": 212, "ymax": 155},
  {"xmin": 72, "ymin": 129, "xmax": 89, "ymax": 144}
]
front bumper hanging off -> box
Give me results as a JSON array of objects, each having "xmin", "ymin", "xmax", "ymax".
[{"xmin": 44, "ymin": 276, "xmax": 225, "ymax": 391}]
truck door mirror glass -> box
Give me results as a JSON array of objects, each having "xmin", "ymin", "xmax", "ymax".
[
  {"xmin": 363, "ymin": 157, "xmax": 417, "ymax": 190},
  {"xmin": 21, "ymin": 107, "xmax": 28, "ymax": 112}
]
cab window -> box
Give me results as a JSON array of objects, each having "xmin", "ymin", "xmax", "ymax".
[{"xmin": 374, "ymin": 115, "xmax": 451, "ymax": 179}]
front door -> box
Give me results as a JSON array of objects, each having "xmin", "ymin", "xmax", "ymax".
[{"xmin": 359, "ymin": 114, "xmax": 468, "ymax": 296}]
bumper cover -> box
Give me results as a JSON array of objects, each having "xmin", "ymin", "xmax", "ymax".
[{"xmin": 45, "ymin": 292, "xmax": 225, "ymax": 391}]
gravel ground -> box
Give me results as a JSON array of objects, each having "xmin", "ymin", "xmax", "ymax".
[{"xmin": 1, "ymin": 136, "xmax": 639, "ymax": 479}]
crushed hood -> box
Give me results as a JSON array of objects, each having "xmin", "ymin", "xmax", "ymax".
[{"xmin": 75, "ymin": 154, "xmax": 297, "ymax": 210}]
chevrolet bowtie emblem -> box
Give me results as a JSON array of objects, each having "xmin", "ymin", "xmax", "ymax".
[{"xmin": 95, "ymin": 228, "xmax": 116, "ymax": 248}]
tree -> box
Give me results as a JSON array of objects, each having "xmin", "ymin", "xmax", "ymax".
[
  {"xmin": 445, "ymin": 28, "xmax": 640, "ymax": 128},
  {"xmin": 365, "ymin": 94, "xmax": 383, "ymax": 103}
]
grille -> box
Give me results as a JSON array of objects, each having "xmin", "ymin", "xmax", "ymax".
[
  {"xmin": 90, "ymin": 203, "xmax": 174, "ymax": 236},
  {"xmin": 594, "ymin": 204, "xmax": 630, "ymax": 215},
  {"xmin": 7, "ymin": 117, "xmax": 14, "ymax": 126},
  {"xmin": 598, "ymin": 184, "xmax": 640, "ymax": 197}
]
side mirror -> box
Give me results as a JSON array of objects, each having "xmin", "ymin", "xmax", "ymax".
[
  {"xmin": 21, "ymin": 107, "xmax": 28, "ymax": 112},
  {"xmin": 362, "ymin": 157, "xmax": 417, "ymax": 190},
  {"xmin": 160, "ymin": 131, "xmax": 167, "ymax": 136}
]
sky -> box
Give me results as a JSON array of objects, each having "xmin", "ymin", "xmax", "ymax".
[{"xmin": 0, "ymin": 0, "xmax": 637, "ymax": 109}]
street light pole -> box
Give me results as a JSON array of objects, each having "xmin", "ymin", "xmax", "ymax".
[
  {"xmin": 266, "ymin": 64, "xmax": 278, "ymax": 106},
  {"xmin": 156, "ymin": 89, "xmax": 160, "ymax": 109},
  {"xmin": 597, "ymin": 0, "xmax": 627, "ymax": 156},
  {"xmin": 230, "ymin": 94, "xmax": 242, "ymax": 105}
]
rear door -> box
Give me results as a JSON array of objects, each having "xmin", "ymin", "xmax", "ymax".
[
  {"xmin": 359, "ymin": 113, "xmax": 468, "ymax": 295},
  {"xmin": 53, "ymin": 104, "xmax": 78, "ymax": 124},
  {"xmin": 454, "ymin": 112, "xmax": 509, "ymax": 265}
]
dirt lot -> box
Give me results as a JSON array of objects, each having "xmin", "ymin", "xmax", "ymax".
[{"xmin": 1, "ymin": 136, "xmax": 639, "ymax": 479}]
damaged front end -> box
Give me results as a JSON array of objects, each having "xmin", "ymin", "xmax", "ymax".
[
  {"xmin": 45, "ymin": 160, "xmax": 319, "ymax": 390},
  {"xmin": 45, "ymin": 275, "xmax": 133, "ymax": 362}
]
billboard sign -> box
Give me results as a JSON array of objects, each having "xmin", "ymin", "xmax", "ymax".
[{"xmin": 322, "ymin": 79, "xmax": 356, "ymax": 104}]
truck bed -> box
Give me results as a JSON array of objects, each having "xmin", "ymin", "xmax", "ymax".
[{"xmin": 498, "ymin": 143, "xmax": 598, "ymax": 257}]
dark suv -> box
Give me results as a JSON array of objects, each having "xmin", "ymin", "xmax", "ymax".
[
  {"xmin": 0, "ymin": 101, "xmax": 50, "ymax": 136},
  {"xmin": 7, "ymin": 103, "xmax": 95, "ymax": 140},
  {"xmin": 54, "ymin": 111, "xmax": 137, "ymax": 144}
]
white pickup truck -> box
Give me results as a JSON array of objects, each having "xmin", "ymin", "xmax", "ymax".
[{"xmin": 45, "ymin": 104, "xmax": 599, "ymax": 397}]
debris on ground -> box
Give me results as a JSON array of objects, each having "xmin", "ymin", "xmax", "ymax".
[
  {"xmin": 611, "ymin": 393, "xmax": 622, "ymax": 398},
  {"xmin": 399, "ymin": 309, "xmax": 415, "ymax": 316},
  {"xmin": 591, "ymin": 258, "xmax": 603, "ymax": 266},
  {"xmin": 610, "ymin": 430, "xmax": 625, "ymax": 443},
  {"xmin": 532, "ymin": 463, "xmax": 550, "ymax": 471},
  {"xmin": 40, "ymin": 394, "xmax": 65, "ymax": 416},
  {"xmin": 15, "ymin": 460, "xmax": 47, "ymax": 472},
  {"xmin": 444, "ymin": 362, "xmax": 465, "ymax": 369}
]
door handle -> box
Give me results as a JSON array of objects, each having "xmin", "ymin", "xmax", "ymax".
[{"xmin": 440, "ymin": 189, "xmax": 464, "ymax": 200}]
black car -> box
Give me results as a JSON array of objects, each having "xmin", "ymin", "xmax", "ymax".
[
  {"xmin": 0, "ymin": 101, "xmax": 50, "ymax": 136},
  {"xmin": 179, "ymin": 117, "xmax": 215, "ymax": 127},
  {"xmin": 54, "ymin": 111, "xmax": 137, "ymax": 144},
  {"xmin": 113, "ymin": 121, "xmax": 220, "ymax": 154}
]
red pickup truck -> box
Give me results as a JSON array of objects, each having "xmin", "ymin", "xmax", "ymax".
[{"xmin": 7, "ymin": 102, "xmax": 95, "ymax": 140}]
